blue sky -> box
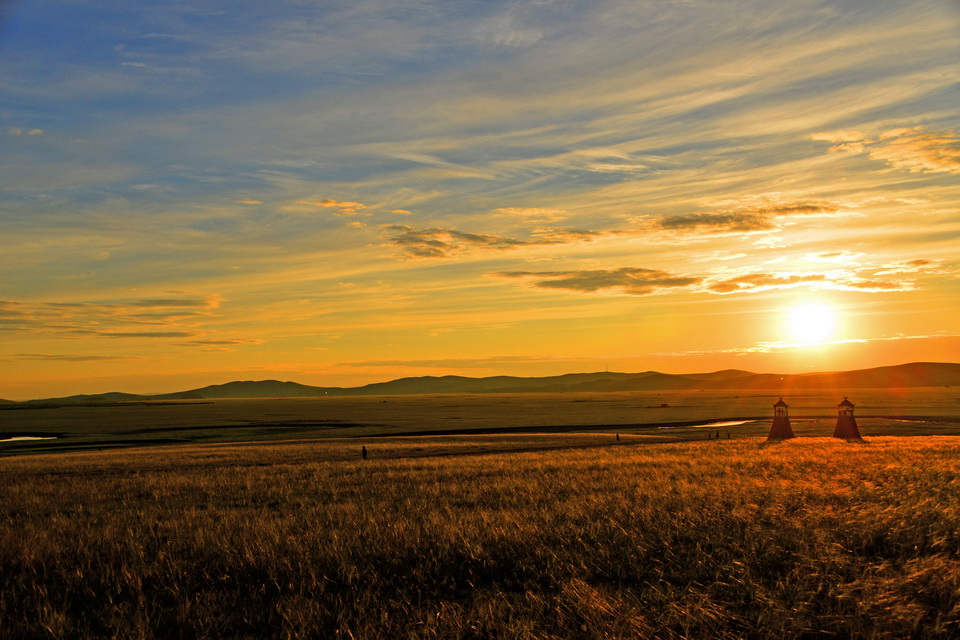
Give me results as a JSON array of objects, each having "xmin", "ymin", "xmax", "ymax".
[{"xmin": 2, "ymin": 0, "xmax": 959, "ymax": 398}]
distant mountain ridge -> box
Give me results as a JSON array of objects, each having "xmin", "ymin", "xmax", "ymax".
[{"xmin": 13, "ymin": 362, "xmax": 960, "ymax": 404}]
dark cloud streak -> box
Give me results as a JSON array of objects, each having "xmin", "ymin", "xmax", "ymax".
[
  {"xmin": 0, "ymin": 295, "xmax": 222, "ymax": 341},
  {"xmin": 384, "ymin": 224, "xmax": 599, "ymax": 259},
  {"xmin": 706, "ymin": 273, "xmax": 827, "ymax": 293},
  {"xmin": 654, "ymin": 212, "xmax": 775, "ymax": 232},
  {"xmin": 497, "ymin": 267, "xmax": 701, "ymax": 295},
  {"xmin": 14, "ymin": 353, "xmax": 143, "ymax": 362},
  {"xmin": 652, "ymin": 200, "xmax": 840, "ymax": 235}
]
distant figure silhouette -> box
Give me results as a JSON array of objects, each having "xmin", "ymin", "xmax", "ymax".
[
  {"xmin": 726, "ymin": 431, "xmax": 731, "ymax": 439},
  {"xmin": 616, "ymin": 433, "xmax": 620, "ymax": 441},
  {"xmin": 715, "ymin": 429, "xmax": 720, "ymax": 439},
  {"xmin": 361, "ymin": 445, "xmax": 367, "ymax": 460}
]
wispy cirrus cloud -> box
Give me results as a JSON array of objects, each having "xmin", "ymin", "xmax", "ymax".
[
  {"xmin": 705, "ymin": 271, "xmax": 916, "ymax": 294},
  {"xmin": 801, "ymin": 251, "xmax": 865, "ymax": 266},
  {"xmin": 705, "ymin": 272, "xmax": 828, "ymax": 294},
  {"xmin": 871, "ymin": 128, "xmax": 960, "ymax": 174},
  {"xmin": 185, "ymin": 338, "xmax": 264, "ymax": 346},
  {"xmin": 0, "ymin": 294, "xmax": 223, "ymax": 338},
  {"xmin": 746, "ymin": 333, "xmax": 960, "ymax": 354},
  {"xmin": 494, "ymin": 207, "xmax": 572, "ymax": 223},
  {"xmin": 652, "ymin": 334, "xmax": 960, "ymax": 360},
  {"xmin": 873, "ymin": 259, "xmax": 942, "ymax": 276},
  {"xmin": 382, "ymin": 196, "xmax": 848, "ymax": 260},
  {"xmin": 13, "ymin": 353, "xmax": 143, "ymax": 362},
  {"xmin": 385, "ymin": 225, "xmax": 529, "ymax": 259},
  {"xmin": 811, "ymin": 127, "xmax": 960, "ymax": 174},
  {"xmin": 531, "ymin": 228, "xmax": 604, "ymax": 243},
  {"xmin": 122, "ymin": 297, "xmax": 221, "ymax": 308},
  {"xmin": 497, "ymin": 258, "xmax": 938, "ymax": 298},
  {"xmin": 7, "ymin": 127, "xmax": 44, "ymax": 136},
  {"xmin": 295, "ymin": 199, "xmax": 367, "ymax": 216},
  {"xmin": 178, "ymin": 338, "xmax": 266, "ymax": 352},
  {"xmin": 84, "ymin": 331, "xmax": 199, "ymax": 339},
  {"xmin": 335, "ymin": 355, "xmax": 566, "ymax": 369},
  {"xmin": 701, "ymin": 252, "xmax": 955, "ymax": 295},
  {"xmin": 808, "ymin": 130, "xmax": 870, "ymax": 153}
]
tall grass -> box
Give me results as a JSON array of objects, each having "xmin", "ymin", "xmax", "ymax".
[{"xmin": 2, "ymin": 436, "xmax": 959, "ymax": 638}]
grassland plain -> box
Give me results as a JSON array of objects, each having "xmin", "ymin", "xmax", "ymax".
[
  {"xmin": 2, "ymin": 435, "xmax": 960, "ymax": 639},
  {"xmin": 3, "ymin": 387, "xmax": 959, "ymax": 454}
]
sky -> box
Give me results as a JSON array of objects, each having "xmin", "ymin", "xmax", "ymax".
[{"xmin": 1, "ymin": 0, "xmax": 959, "ymax": 400}]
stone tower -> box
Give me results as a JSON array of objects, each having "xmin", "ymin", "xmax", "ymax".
[
  {"xmin": 833, "ymin": 397, "xmax": 862, "ymax": 439},
  {"xmin": 767, "ymin": 397, "xmax": 795, "ymax": 439}
]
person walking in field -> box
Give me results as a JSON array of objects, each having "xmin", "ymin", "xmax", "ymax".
[{"xmin": 361, "ymin": 445, "xmax": 367, "ymax": 460}]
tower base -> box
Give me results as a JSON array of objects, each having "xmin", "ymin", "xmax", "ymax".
[
  {"xmin": 833, "ymin": 415, "xmax": 862, "ymax": 439},
  {"xmin": 768, "ymin": 415, "xmax": 795, "ymax": 439}
]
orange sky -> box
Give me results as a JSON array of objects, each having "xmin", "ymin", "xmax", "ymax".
[{"xmin": 2, "ymin": 1, "xmax": 959, "ymax": 400}]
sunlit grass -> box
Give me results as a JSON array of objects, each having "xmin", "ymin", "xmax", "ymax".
[{"xmin": 1, "ymin": 436, "xmax": 959, "ymax": 638}]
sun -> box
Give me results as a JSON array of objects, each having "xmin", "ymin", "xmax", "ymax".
[{"xmin": 788, "ymin": 303, "xmax": 836, "ymax": 343}]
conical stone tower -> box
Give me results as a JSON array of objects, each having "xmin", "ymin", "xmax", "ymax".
[
  {"xmin": 767, "ymin": 397, "xmax": 795, "ymax": 439},
  {"xmin": 833, "ymin": 397, "xmax": 862, "ymax": 439}
]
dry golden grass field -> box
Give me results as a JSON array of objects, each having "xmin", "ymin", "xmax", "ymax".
[{"xmin": 2, "ymin": 389, "xmax": 960, "ymax": 638}]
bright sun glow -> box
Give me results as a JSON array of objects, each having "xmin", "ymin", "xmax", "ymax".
[{"xmin": 788, "ymin": 304, "xmax": 836, "ymax": 343}]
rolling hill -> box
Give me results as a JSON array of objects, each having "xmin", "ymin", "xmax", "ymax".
[{"xmin": 16, "ymin": 362, "xmax": 960, "ymax": 404}]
